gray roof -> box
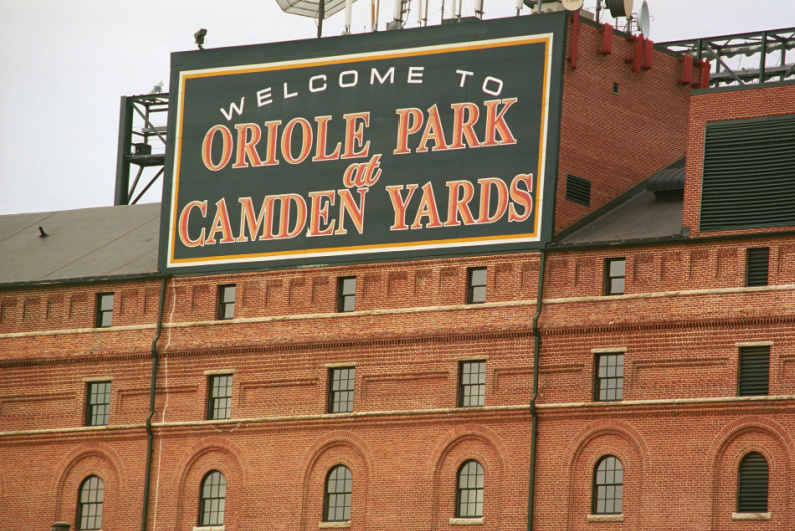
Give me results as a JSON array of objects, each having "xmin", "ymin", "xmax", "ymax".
[
  {"xmin": 646, "ymin": 166, "xmax": 686, "ymax": 192},
  {"xmin": 558, "ymin": 188, "xmax": 685, "ymax": 245},
  {"xmin": 0, "ymin": 203, "xmax": 161, "ymax": 285},
  {"xmin": 558, "ymin": 161, "xmax": 687, "ymax": 246}
]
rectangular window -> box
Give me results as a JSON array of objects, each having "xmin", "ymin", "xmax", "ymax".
[
  {"xmin": 746, "ymin": 248, "xmax": 770, "ymax": 287},
  {"xmin": 467, "ymin": 267, "xmax": 487, "ymax": 304},
  {"xmin": 328, "ymin": 367, "xmax": 355, "ymax": 413},
  {"xmin": 739, "ymin": 346, "xmax": 769, "ymax": 396},
  {"xmin": 207, "ymin": 374, "xmax": 233, "ymax": 420},
  {"xmin": 218, "ymin": 284, "xmax": 236, "ymax": 320},
  {"xmin": 605, "ymin": 258, "xmax": 625, "ymax": 295},
  {"xmin": 459, "ymin": 361, "xmax": 486, "ymax": 407},
  {"xmin": 337, "ymin": 277, "xmax": 356, "ymax": 313},
  {"xmin": 595, "ymin": 354, "xmax": 624, "ymax": 401},
  {"xmin": 95, "ymin": 293, "xmax": 114, "ymax": 328},
  {"xmin": 86, "ymin": 382, "xmax": 111, "ymax": 426}
]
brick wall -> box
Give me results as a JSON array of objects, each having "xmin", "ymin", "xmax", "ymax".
[
  {"xmin": 554, "ymin": 18, "xmax": 692, "ymax": 234},
  {"xmin": 2, "ymin": 232, "xmax": 795, "ymax": 529}
]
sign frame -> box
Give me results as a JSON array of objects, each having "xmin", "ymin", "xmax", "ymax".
[{"xmin": 159, "ymin": 14, "xmax": 567, "ymax": 274}]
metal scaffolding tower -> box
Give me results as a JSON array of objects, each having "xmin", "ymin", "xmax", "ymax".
[{"xmin": 114, "ymin": 93, "xmax": 169, "ymax": 206}]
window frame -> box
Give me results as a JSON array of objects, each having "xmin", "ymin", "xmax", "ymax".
[
  {"xmin": 337, "ymin": 276, "xmax": 357, "ymax": 313},
  {"xmin": 467, "ymin": 267, "xmax": 487, "ymax": 304},
  {"xmin": 76, "ymin": 475, "xmax": 105, "ymax": 531},
  {"xmin": 737, "ymin": 451, "xmax": 769, "ymax": 513},
  {"xmin": 455, "ymin": 460, "xmax": 484, "ymax": 518},
  {"xmin": 604, "ymin": 258, "xmax": 626, "ymax": 296},
  {"xmin": 217, "ymin": 284, "xmax": 236, "ymax": 320},
  {"xmin": 458, "ymin": 360, "xmax": 486, "ymax": 407},
  {"xmin": 85, "ymin": 381, "xmax": 112, "ymax": 427},
  {"xmin": 593, "ymin": 455, "xmax": 623, "ymax": 515},
  {"xmin": 95, "ymin": 293, "xmax": 114, "ymax": 328},
  {"xmin": 594, "ymin": 353, "xmax": 624, "ymax": 402},
  {"xmin": 327, "ymin": 367, "xmax": 355, "ymax": 414},
  {"xmin": 323, "ymin": 465, "xmax": 353, "ymax": 522},
  {"xmin": 207, "ymin": 374, "xmax": 233, "ymax": 420},
  {"xmin": 198, "ymin": 470, "xmax": 226, "ymax": 527}
]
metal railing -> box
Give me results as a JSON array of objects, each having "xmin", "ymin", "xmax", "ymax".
[{"xmin": 660, "ymin": 27, "xmax": 795, "ymax": 88}]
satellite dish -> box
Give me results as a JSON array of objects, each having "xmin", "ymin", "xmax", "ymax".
[
  {"xmin": 606, "ymin": 0, "xmax": 633, "ymax": 18},
  {"xmin": 561, "ymin": 0, "xmax": 584, "ymax": 11},
  {"xmin": 639, "ymin": 1, "xmax": 650, "ymax": 37}
]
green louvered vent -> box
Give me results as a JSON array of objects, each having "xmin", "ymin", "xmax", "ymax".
[
  {"xmin": 566, "ymin": 174, "xmax": 591, "ymax": 206},
  {"xmin": 700, "ymin": 114, "xmax": 795, "ymax": 232},
  {"xmin": 738, "ymin": 346, "xmax": 769, "ymax": 396},
  {"xmin": 738, "ymin": 452, "xmax": 768, "ymax": 513},
  {"xmin": 746, "ymin": 247, "xmax": 769, "ymax": 286}
]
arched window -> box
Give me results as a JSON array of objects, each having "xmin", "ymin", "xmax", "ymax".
[
  {"xmin": 456, "ymin": 460, "xmax": 484, "ymax": 518},
  {"xmin": 593, "ymin": 456, "xmax": 623, "ymax": 515},
  {"xmin": 738, "ymin": 452, "xmax": 768, "ymax": 513},
  {"xmin": 199, "ymin": 470, "xmax": 226, "ymax": 526},
  {"xmin": 324, "ymin": 465, "xmax": 352, "ymax": 522},
  {"xmin": 76, "ymin": 475, "xmax": 104, "ymax": 530}
]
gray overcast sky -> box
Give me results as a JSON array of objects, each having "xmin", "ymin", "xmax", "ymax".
[{"xmin": 1, "ymin": 0, "xmax": 793, "ymax": 215}]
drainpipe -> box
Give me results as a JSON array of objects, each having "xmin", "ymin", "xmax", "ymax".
[
  {"xmin": 141, "ymin": 276, "xmax": 169, "ymax": 531},
  {"xmin": 527, "ymin": 248, "xmax": 547, "ymax": 531}
]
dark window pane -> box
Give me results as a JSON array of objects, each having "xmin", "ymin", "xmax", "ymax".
[
  {"xmin": 341, "ymin": 277, "xmax": 356, "ymax": 295},
  {"xmin": 222, "ymin": 285, "xmax": 235, "ymax": 302},
  {"xmin": 470, "ymin": 268, "xmax": 487, "ymax": 286},
  {"xmin": 610, "ymin": 278, "xmax": 624, "ymax": 295}
]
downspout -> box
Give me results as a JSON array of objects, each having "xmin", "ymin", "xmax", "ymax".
[
  {"xmin": 527, "ymin": 248, "xmax": 547, "ymax": 531},
  {"xmin": 141, "ymin": 276, "xmax": 169, "ymax": 531}
]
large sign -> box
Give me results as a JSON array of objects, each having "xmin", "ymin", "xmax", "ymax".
[{"xmin": 160, "ymin": 15, "xmax": 565, "ymax": 272}]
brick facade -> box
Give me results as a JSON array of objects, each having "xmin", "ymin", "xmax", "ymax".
[
  {"xmin": 2, "ymin": 17, "xmax": 794, "ymax": 531},
  {"xmin": 554, "ymin": 18, "xmax": 693, "ymax": 234}
]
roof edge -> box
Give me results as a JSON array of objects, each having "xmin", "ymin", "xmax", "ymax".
[{"xmin": 0, "ymin": 272, "xmax": 165, "ymax": 290}]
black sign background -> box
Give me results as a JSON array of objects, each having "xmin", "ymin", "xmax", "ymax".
[{"xmin": 160, "ymin": 14, "xmax": 567, "ymax": 272}]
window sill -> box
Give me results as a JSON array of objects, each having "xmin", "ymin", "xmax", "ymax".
[
  {"xmin": 587, "ymin": 514, "xmax": 624, "ymax": 522},
  {"xmin": 450, "ymin": 517, "xmax": 485, "ymax": 525},
  {"xmin": 319, "ymin": 521, "xmax": 351, "ymax": 528},
  {"xmin": 732, "ymin": 512, "xmax": 771, "ymax": 521},
  {"xmin": 193, "ymin": 526, "xmax": 225, "ymax": 531}
]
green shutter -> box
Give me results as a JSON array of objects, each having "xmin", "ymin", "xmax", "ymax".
[
  {"xmin": 746, "ymin": 248, "xmax": 769, "ymax": 287},
  {"xmin": 700, "ymin": 114, "xmax": 795, "ymax": 232},
  {"xmin": 738, "ymin": 452, "xmax": 768, "ymax": 513},
  {"xmin": 739, "ymin": 346, "xmax": 769, "ymax": 396}
]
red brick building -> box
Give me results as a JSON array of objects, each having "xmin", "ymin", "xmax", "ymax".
[{"xmin": 2, "ymin": 12, "xmax": 794, "ymax": 531}]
